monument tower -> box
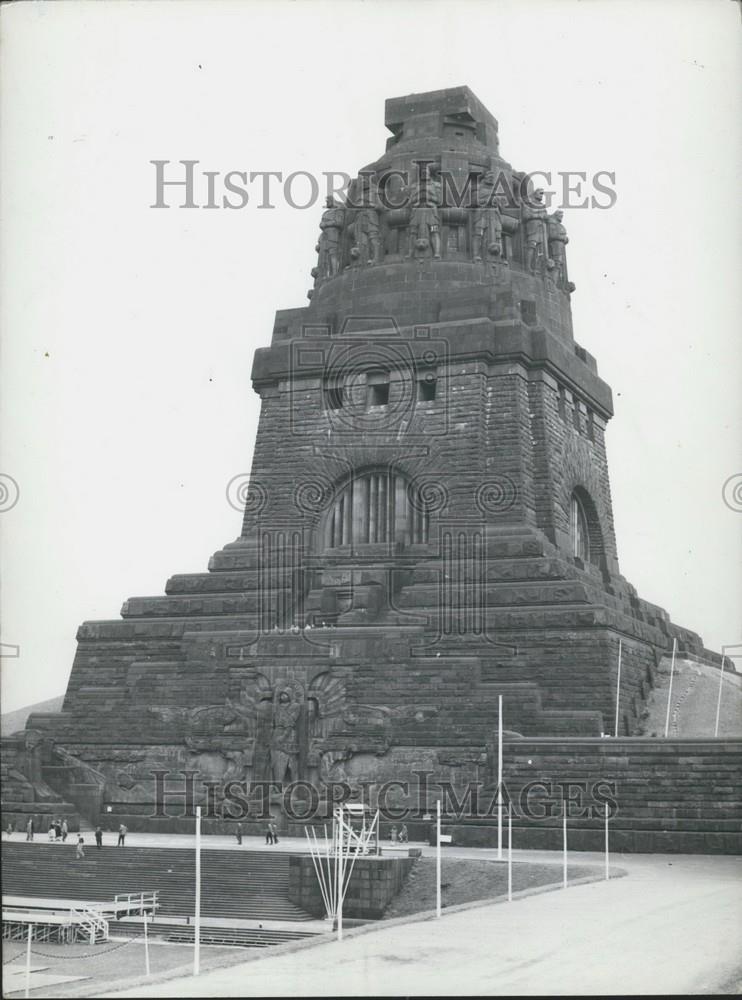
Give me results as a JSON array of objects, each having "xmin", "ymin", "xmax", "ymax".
[{"xmin": 13, "ymin": 88, "xmax": 720, "ymax": 834}]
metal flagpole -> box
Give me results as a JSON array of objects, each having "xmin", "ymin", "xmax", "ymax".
[
  {"xmin": 714, "ymin": 646, "xmax": 727, "ymax": 738},
  {"xmin": 562, "ymin": 804, "xmax": 568, "ymax": 889},
  {"xmin": 25, "ymin": 923, "xmax": 32, "ymax": 999},
  {"xmin": 507, "ymin": 802, "xmax": 512, "ymax": 902},
  {"xmin": 614, "ymin": 639, "xmax": 623, "ymax": 737},
  {"xmin": 336, "ymin": 808, "xmax": 344, "ymax": 942},
  {"xmin": 194, "ymin": 805, "xmax": 201, "ymax": 976},
  {"xmin": 143, "ymin": 909, "xmax": 150, "ymax": 976},
  {"xmin": 436, "ymin": 800, "xmax": 442, "ymax": 918},
  {"xmin": 604, "ymin": 804, "xmax": 610, "ymax": 881},
  {"xmin": 497, "ymin": 694, "xmax": 503, "ymax": 860},
  {"xmin": 664, "ymin": 638, "xmax": 677, "ymax": 738}
]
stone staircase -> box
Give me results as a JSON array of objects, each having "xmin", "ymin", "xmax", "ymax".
[
  {"xmin": 1, "ymin": 844, "xmax": 316, "ymax": 924},
  {"xmin": 117, "ymin": 920, "xmax": 318, "ymax": 948}
]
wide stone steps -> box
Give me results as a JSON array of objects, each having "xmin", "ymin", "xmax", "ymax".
[
  {"xmin": 166, "ymin": 572, "xmax": 267, "ymax": 595},
  {"xmin": 1, "ymin": 845, "xmax": 315, "ymax": 923},
  {"xmin": 121, "ymin": 592, "xmax": 293, "ymax": 618},
  {"xmin": 394, "ymin": 581, "xmax": 591, "ymax": 608},
  {"xmin": 115, "ymin": 919, "xmax": 319, "ymax": 948}
]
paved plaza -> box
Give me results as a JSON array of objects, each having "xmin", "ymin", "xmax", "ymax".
[{"xmin": 94, "ymin": 846, "xmax": 741, "ymax": 997}]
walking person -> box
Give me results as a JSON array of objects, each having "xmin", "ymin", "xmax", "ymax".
[
  {"xmin": 117, "ymin": 823, "xmax": 127, "ymax": 846},
  {"xmin": 61, "ymin": 819, "xmax": 68, "ymax": 842},
  {"xmin": 235, "ymin": 823, "xmax": 243, "ymax": 845},
  {"xmin": 265, "ymin": 822, "xmax": 273, "ymax": 846},
  {"xmin": 95, "ymin": 826, "xmax": 103, "ymax": 849},
  {"xmin": 76, "ymin": 835, "xmax": 85, "ymax": 860},
  {"xmin": 5, "ymin": 821, "xmax": 14, "ymax": 839},
  {"xmin": 26, "ymin": 818, "xmax": 34, "ymax": 841},
  {"xmin": 55, "ymin": 819, "xmax": 62, "ymax": 840},
  {"xmin": 270, "ymin": 821, "xmax": 279, "ymax": 845}
]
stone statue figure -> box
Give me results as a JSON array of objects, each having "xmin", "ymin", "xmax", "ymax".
[
  {"xmin": 270, "ymin": 687, "xmax": 301, "ymax": 783},
  {"xmin": 547, "ymin": 209, "xmax": 569, "ymax": 287},
  {"xmin": 317, "ymin": 196, "xmax": 345, "ymax": 278},
  {"xmin": 472, "ymin": 170, "xmax": 503, "ymax": 263},
  {"xmin": 404, "ymin": 167, "xmax": 442, "ymax": 259},
  {"xmin": 521, "ymin": 188, "xmax": 549, "ymax": 273},
  {"xmin": 349, "ymin": 176, "xmax": 382, "ymax": 266}
]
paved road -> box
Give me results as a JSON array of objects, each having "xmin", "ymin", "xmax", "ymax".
[{"xmin": 104, "ymin": 852, "xmax": 742, "ymax": 997}]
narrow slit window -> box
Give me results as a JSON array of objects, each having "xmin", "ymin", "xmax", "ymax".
[{"xmin": 571, "ymin": 493, "xmax": 590, "ymax": 562}]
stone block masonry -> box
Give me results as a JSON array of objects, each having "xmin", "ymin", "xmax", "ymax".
[{"xmin": 288, "ymin": 854, "xmax": 415, "ymax": 920}]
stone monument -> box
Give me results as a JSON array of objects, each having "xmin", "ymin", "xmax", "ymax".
[{"xmin": 19, "ymin": 87, "xmax": 728, "ymax": 842}]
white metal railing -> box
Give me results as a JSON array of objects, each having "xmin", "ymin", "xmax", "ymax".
[
  {"xmin": 70, "ymin": 905, "xmax": 109, "ymax": 944},
  {"xmin": 110, "ymin": 891, "xmax": 159, "ymax": 917}
]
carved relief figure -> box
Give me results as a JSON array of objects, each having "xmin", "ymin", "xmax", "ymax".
[
  {"xmin": 270, "ymin": 686, "xmax": 302, "ymax": 783},
  {"xmin": 349, "ymin": 176, "xmax": 382, "ymax": 266},
  {"xmin": 547, "ymin": 209, "xmax": 569, "ymax": 288},
  {"xmin": 404, "ymin": 167, "xmax": 442, "ymax": 259},
  {"xmin": 522, "ymin": 187, "xmax": 549, "ymax": 273},
  {"xmin": 317, "ymin": 196, "xmax": 345, "ymax": 278},
  {"xmin": 472, "ymin": 170, "xmax": 503, "ymax": 262}
]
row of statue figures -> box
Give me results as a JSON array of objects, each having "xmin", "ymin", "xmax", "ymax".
[{"xmin": 311, "ymin": 167, "xmax": 573, "ymax": 292}]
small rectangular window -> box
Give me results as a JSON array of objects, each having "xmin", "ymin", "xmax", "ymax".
[
  {"xmin": 369, "ymin": 383, "xmax": 389, "ymax": 406},
  {"xmin": 418, "ymin": 378, "xmax": 437, "ymax": 402},
  {"xmin": 572, "ymin": 397, "xmax": 582, "ymax": 432}
]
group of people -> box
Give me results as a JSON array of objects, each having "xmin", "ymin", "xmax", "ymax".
[
  {"xmin": 5, "ymin": 818, "xmax": 129, "ymax": 855},
  {"xmin": 73, "ymin": 824, "xmax": 128, "ymax": 858},
  {"xmin": 233, "ymin": 821, "xmax": 280, "ymax": 846},
  {"xmin": 3, "ymin": 817, "xmax": 71, "ymax": 842},
  {"xmin": 389, "ymin": 824, "xmax": 409, "ymax": 844},
  {"xmin": 46, "ymin": 818, "xmax": 69, "ymax": 841}
]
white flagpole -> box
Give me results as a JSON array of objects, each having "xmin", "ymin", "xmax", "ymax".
[
  {"xmin": 25, "ymin": 923, "xmax": 32, "ymax": 998},
  {"xmin": 323, "ymin": 823, "xmax": 334, "ymax": 919},
  {"xmin": 614, "ymin": 639, "xmax": 623, "ymax": 737},
  {"xmin": 714, "ymin": 646, "xmax": 727, "ymax": 738},
  {"xmin": 562, "ymin": 805, "xmax": 568, "ymax": 889},
  {"xmin": 194, "ymin": 805, "xmax": 201, "ymax": 976},
  {"xmin": 507, "ymin": 802, "xmax": 512, "ymax": 902},
  {"xmin": 604, "ymin": 804, "xmax": 610, "ymax": 881},
  {"xmin": 436, "ymin": 800, "xmax": 442, "ymax": 918},
  {"xmin": 337, "ymin": 810, "xmax": 344, "ymax": 942},
  {"xmin": 497, "ymin": 694, "xmax": 503, "ymax": 860},
  {"xmin": 664, "ymin": 638, "xmax": 677, "ymax": 738},
  {"xmin": 143, "ymin": 909, "xmax": 150, "ymax": 976}
]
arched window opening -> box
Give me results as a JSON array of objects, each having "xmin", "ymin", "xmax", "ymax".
[
  {"xmin": 323, "ymin": 470, "xmax": 430, "ymax": 550},
  {"xmin": 571, "ymin": 492, "xmax": 590, "ymax": 562}
]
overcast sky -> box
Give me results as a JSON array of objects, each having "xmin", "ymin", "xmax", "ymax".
[{"xmin": 1, "ymin": 0, "xmax": 740, "ymax": 714}]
